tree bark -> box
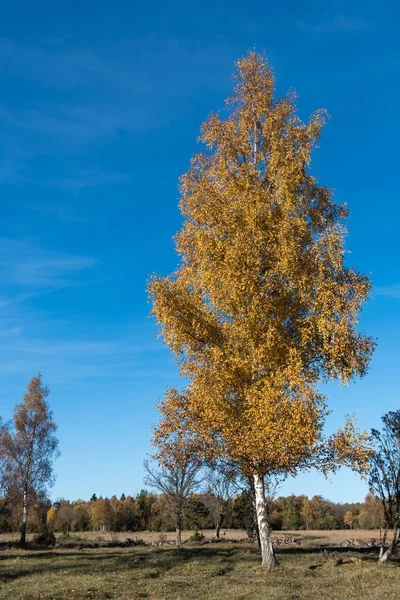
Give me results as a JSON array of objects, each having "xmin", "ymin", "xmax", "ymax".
[
  {"xmin": 253, "ymin": 472, "xmax": 278, "ymax": 569},
  {"xmin": 176, "ymin": 512, "xmax": 182, "ymax": 547},
  {"xmin": 215, "ymin": 509, "xmax": 224, "ymax": 540},
  {"xmin": 248, "ymin": 477, "xmax": 261, "ymax": 548},
  {"xmin": 20, "ymin": 489, "xmax": 28, "ymax": 545},
  {"xmin": 379, "ymin": 526, "xmax": 388, "ymax": 560},
  {"xmin": 252, "ymin": 494, "xmax": 261, "ymax": 549},
  {"xmin": 379, "ymin": 527, "xmax": 398, "ymax": 563}
]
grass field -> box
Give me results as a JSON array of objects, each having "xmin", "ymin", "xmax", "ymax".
[
  {"xmin": 0, "ymin": 528, "xmax": 393, "ymax": 544},
  {"xmin": 0, "ymin": 531, "xmax": 398, "ymax": 600}
]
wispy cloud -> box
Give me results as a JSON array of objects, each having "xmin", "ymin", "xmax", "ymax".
[
  {"xmin": 0, "ymin": 36, "xmax": 232, "ymax": 94},
  {"xmin": 0, "ymin": 338, "xmax": 115, "ymax": 356},
  {"xmin": 43, "ymin": 170, "xmax": 130, "ymax": 191},
  {"xmin": 0, "ymin": 37, "xmax": 140, "ymax": 92},
  {"xmin": 0, "ymin": 324, "xmax": 168, "ymax": 384},
  {"xmin": 27, "ymin": 203, "xmax": 86, "ymax": 222},
  {"xmin": 374, "ymin": 284, "xmax": 400, "ymax": 300},
  {"xmin": 0, "ymin": 237, "xmax": 99, "ymax": 293},
  {"xmin": 0, "ymin": 98, "xmax": 166, "ymax": 181},
  {"xmin": 297, "ymin": 15, "xmax": 367, "ymax": 35},
  {"xmin": 0, "ymin": 339, "xmax": 132, "ymax": 380},
  {"xmin": 0, "ymin": 326, "xmax": 22, "ymax": 337},
  {"xmin": 0, "ymin": 102, "xmax": 125, "ymax": 144},
  {"xmin": 0, "ymin": 36, "xmax": 234, "ymax": 184}
]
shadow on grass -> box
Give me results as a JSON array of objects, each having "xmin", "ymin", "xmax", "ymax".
[
  {"xmin": 0, "ymin": 545, "xmax": 259, "ymax": 583},
  {"xmin": 0, "ymin": 543, "xmax": 398, "ymax": 584},
  {"xmin": 280, "ymin": 545, "xmax": 397, "ymax": 567}
]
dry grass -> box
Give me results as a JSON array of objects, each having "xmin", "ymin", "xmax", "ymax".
[
  {"xmin": 0, "ymin": 541, "xmax": 398, "ymax": 600},
  {"xmin": 0, "ymin": 531, "xmax": 398, "ymax": 600},
  {"xmin": 0, "ymin": 528, "xmax": 391, "ymax": 544},
  {"xmin": 284, "ymin": 530, "xmax": 393, "ymax": 546},
  {"xmin": 0, "ymin": 529, "xmax": 250, "ymax": 544}
]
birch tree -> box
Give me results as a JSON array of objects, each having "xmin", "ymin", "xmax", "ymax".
[
  {"xmin": 369, "ymin": 410, "xmax": 400, "ymax": 563},
  {"xmin": 1, "ymin": 374, "xmax": 59, "ymax": 544},
  {"xmin": 149, "ymin": 52, "xmax": 374, "ymax": 568}
]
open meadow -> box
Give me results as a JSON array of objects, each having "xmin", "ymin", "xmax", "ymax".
[{"xmin": 0, "ymin": 530, "xmax": 398, "ymax": 600}]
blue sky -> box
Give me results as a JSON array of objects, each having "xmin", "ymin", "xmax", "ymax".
[{"xmin": 0, "ymin": 0, "xmax": 399, "ymax": 504}]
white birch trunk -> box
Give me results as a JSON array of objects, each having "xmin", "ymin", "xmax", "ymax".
[
  {"xmin": 253, "ymin": 472, "xmax": 278, "ymax": 568},
  {"xmin": 20, "ymin": 489, "xmax": 28, "ymax": 545},
  {"xmin": 379, "ymin": 527, "xmax": 398, "ymax": 563},
  {"xmin": 175, "ymin": 512, "xmax": 182, "ymax": 547},
  {"xmin": 379, "ymin": 526, "xmax": 388, "ymax": 560}
]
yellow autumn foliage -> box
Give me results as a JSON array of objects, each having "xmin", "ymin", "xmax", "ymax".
[{"xmin": 149, "ymin": 52, "xmax": 374, "ymax": 479}]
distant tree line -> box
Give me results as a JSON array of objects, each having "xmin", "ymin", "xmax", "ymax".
[
  {"xmin": 0, "ymin": 374, "xmax": 399, "ymax": 565},
  {"xmin": 0, "ymin": 490, "xmax": 385, "ymax": 535}
]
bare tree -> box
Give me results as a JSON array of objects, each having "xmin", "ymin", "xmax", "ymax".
[
  {"xmin": 369, "ymin": 410, "xmax": 400, "ymax": 563},
  {"xmin": 144, "ymin": 446, "xmax": 202, "ymax": 547},
  {"xmin": 203, "ymin": 463, "xmax": 238, "ymax": 539},
  {"xmin": 1, "ymin": 374, "xmax": 59, "ymax": 544}
]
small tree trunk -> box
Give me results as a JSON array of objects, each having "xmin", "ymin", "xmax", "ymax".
[
  {"xmin": 379, "ymin": 527, "xmax": 398, "ymax": 563},
  {"xmin": 20, "ymin": 489, "xmax": 28, "ymax": 545},
  {"xmin": 215, "ymin": 509, "xmax": 224, "ymax": 540},
  {"xmin": 379, "ymin": 526, "xmax": 389, "ymax": 560},
  {"xmin": 253, "ymin": 472, "xmax": 278, "ymax": 569},
  {"xmin": 176, "ymin": 512, "xmax": 182, "ymax": 547}
]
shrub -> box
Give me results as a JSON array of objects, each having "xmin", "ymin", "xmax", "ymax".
[
  {"xmin": 188, "ymin": 529, "xmax": 205, "ymax": 543},
  {"xmin": 0, "ymin": 519, "xmax": 11, "ymax": 533},
  {"xmin": 33, "ymin": 528, "xmax": 56, "ymax": 546},
  {"xmin": 135, "ymin": 537, "xmax": 146, "ymax": 546}
]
